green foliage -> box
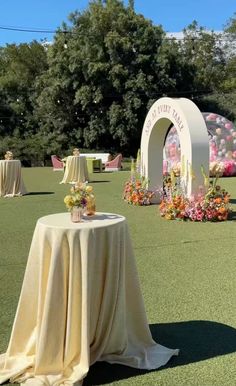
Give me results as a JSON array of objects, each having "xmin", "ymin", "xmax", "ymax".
[
  {"xmin": 221, "ymin": 13, "xmax": 236, "ymax": 106},
  {"xmin": 0, "ymin": 41, "xmax": 48, "ymax": 137},
  {"xmin": 35, "ymin": 0, "xmax": 195, "ymax": 156},
  {"xmin": 178, "ymin": 22, "xmax": 226, "ymax": 93}
]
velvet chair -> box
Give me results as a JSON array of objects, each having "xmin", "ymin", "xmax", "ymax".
[
  {"xmin": 51, "ymin": 155, "xmax": 64, "ymax": 171},
  {"xmin": 104, "ymin": 153, "xmax": 122, "ymax": 171}
]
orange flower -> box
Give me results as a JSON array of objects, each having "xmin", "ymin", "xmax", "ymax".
[
  {"xmin": 159, "ymin": 201, "xmax": 165, "ymax": 209},
  {"xmin": 214, "ymin": 197, "xmax": 222, "ymax": 204},
  {"xmin": 224, "ymin": 196, "xmax": 230, "ymax": 204},
  {"xmin": 218, "ymin": 207, "xmax": 226, "ymax": 214}
]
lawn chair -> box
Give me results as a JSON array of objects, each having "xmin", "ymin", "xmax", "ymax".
[
  {"xmin": 104, "ymin": 153, "xmax": 122, "ymax": 171},
  {"xmin": 51, "ymin": 155, "xmax": 64, "ymax": 171}
]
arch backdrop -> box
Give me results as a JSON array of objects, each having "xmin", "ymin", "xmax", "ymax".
[{"xmin": 140, "ymin": 97, "xmax": 209, "ymax": 202}]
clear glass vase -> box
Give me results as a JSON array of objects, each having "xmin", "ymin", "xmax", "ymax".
[
  {"xmin": 86, "ymin": 196, "xmax": 96, "ymax": 216},
  {"xmin": 71, "ymin": 206, "xmax": 83, "ymax": 222}
]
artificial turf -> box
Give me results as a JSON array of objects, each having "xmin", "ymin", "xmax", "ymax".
[{"xmin": 0, "ymin": 166, "xmax": 236, "ymax": 386}]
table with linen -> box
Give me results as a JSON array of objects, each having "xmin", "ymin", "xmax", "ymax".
[
  {"xmin": 0, "ymin": 160, "xmax": 27, "ymax": 197},
  {"xmin": 0, "ymin": 212, "xmax": 178, "ymax": 386},
  {"xmin": 60, "ymin": 156, "xmax": 89, "ymax": 184}
]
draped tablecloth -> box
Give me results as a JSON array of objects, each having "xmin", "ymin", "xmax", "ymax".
[
  {"xmin": 60, "ymin": 156, "xmax": 89, "ymax": 184},
  {"xmin": 0, "ymin": 212, "xmax": 178, "ymax": 386},
  {"xmin": 0, "ymin": 160, "xmax": 27, "ymax": 197}
]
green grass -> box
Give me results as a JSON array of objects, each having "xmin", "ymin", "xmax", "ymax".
[{"xmin": 0, "ymin": 167, "xmax": 236, "ymax": 385}]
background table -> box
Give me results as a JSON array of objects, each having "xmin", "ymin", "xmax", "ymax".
[
  {"xmin": 60, "ymin": 156, "xmax": 89, "ymax": 184},
  {"xmin": 86, "ymin": 158, "xmax": 102, "ymax": 173},
  {"xmin": 0, "ymin": 212, "xmax": 178, "ymax": 386},
  {"xmin": 0, "ymin": 160, "xmax": 27, "ymax": 197}
]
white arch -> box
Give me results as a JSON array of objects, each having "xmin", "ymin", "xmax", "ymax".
[{"xmin": 140, "ymin": 97, "xmax": 209, "ymax": 202}]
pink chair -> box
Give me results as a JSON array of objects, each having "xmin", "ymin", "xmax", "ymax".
[
  {"xmin": 105, "ymin": 153, "xmax": 122, "ymax": 171},
  {"xmin": 51, "ymin": 155, "xmax": 64, "ymax": 171}
]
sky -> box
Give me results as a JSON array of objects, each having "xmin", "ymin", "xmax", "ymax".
[{"xmin": 0, "ymin": 0, "xmax": 235, "ymax": 46}]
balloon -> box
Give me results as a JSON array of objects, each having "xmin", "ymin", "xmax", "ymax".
[
  {"xmin": 225, "ymin": 122, "xmax": 233, "ymax": 130},
  {"xmin": 226, "ymin": 151, "xmax": 233, "ymax": 159},
  {"xmin": 164, "ymin": 112, "xmax": 236, "ymax": 177},
  {"xmin": 206, "ymin": 113, "xmax": 217, "ymax": 121}
]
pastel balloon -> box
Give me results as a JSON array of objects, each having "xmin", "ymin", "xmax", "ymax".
[
  {"xmin": 206, "ymin": 113, "xmax": 217, "ymax": 121},
  {"xmin": 165, "ymin": 112, "xmax": 236, "ymax": 177}
]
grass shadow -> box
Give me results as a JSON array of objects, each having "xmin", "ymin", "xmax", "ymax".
[
  {"xmin": 26, "ymin": 192, "xmax": 55, "ymax": 195},
  {"xmin": 150, "ymin": 321, "xmax": 236, "ymax": 367},
  {"xmin": 84, "ymin": 320, "xmax": 236, "ymax": 385},
  {"xmin": 228, "ymin": 210, "xmax": 236, "ymax": 221},
  {"xmin": 90, "ymin": 180, "xmax": 110, "ymax": 183}
]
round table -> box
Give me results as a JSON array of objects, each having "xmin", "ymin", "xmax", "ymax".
[
  {"xmin": 0, "ymin": 160, "xmax": 27, "ymax": 197},
  {"xmin": 0, "ymin": 212, "xmax": 178, "ymax": 385},
  {"xmin": 60, "ymin": 156, "xmax": 89, "ymax": 184}
]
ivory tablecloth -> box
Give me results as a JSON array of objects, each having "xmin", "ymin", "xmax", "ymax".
[
  {"xmin": 0, "ymin": 212, "xmax": 178, "ymax": 386},
  {"xmin": 0, "ymin": 160, "xmax": 27, "ymax": 197},
  {"xmin": 60, "ymin": 156, "xmax": 89, "ymax": 184}
]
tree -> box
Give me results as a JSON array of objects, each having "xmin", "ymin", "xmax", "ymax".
[
  {"xmin": 197, "ymin": 14, "xmax": 236, "ymax": 121},
  {"xmin": 0, "ymin": 41, "xmax": 48, "ymax": 161},
  {"xmin": 221, "ymin": 13, "xmax": 236, "ymax": 93},
  {"xmin": 179, "ymin": 21, "xmax": 226, "ymax": 94},
  {"xmin": 0, "ymin": 41, "xmax": 48, "ymax": 138},
  {"xmin": 35, "ymin": 0, "xmax": 193, "ymax": 155}
]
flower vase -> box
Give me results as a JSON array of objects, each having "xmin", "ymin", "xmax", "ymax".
[
  {"xmin": 86, "ymin": 196, "xmax": 96, "ymax": 216},
  {"xmin": 71, "ymin": 206, "xmax": 83, "ymax": 223}
]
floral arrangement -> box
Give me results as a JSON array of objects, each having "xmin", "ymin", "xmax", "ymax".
[
  {"xmin": 4, "ymin": 151, "xmax": 13, "ymax": 160},
  {"xmin": 123, "ymin": 158, "xmax": 155, "ymax": 205},
  {"xmin": 159, "ymin": 172, "xmax": 231, "ymax": 222},
  {"xmin": 64, "ymin": 183, "xmax": 94, "ymax": 211},
  {"xmin": 123, "ymin": 177, "xmax": 155, "ymax": 205}
]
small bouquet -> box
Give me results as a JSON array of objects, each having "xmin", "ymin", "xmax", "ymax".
[
  {"xmin": 123, "ymin": 177, "xmax": 154, "ymax": 206},
  {"xmin": 64, "ymin": 183, "xmax": 96, "ymax": 221},
  {"xmin": 123, "ymin": 157, "xmax": 155, "ymax": 206},
  {"xmin": 4, "ymin": 151, "xmax": 13, "ymax": 160}
]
